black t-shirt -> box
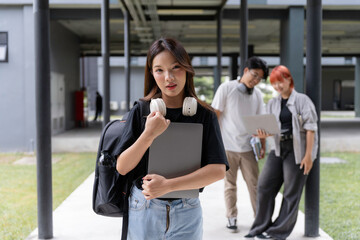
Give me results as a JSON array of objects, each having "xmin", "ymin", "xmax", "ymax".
[
  {"xmin": 116, "ymin": 101, "xmax": 229, "ymax": 180},
  {"xmin": 280, "ymin": 98, "xmax": 292, "ymax": 135}
]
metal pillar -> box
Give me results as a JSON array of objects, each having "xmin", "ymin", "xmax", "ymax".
[
  {"xmin": 248, "ymin": 44, "xmax": 254, "ymax": 58},
  {"xmin": 240, "ymin": 0, "xmax": 248, "ymax": 76},
  {"xmin": 280, "ymin": 7, "xmax": 305, "ymax": 93},
  {"xmin": 305, "ymin": 0, "xmax": 321, "ymax": 237},
  {"xmin": 124, "ymin": 7, "xmax": 131, "ymax": 111},
  {"xmin": 229, "ymin": 54, "xmax": 239, "ymax": 80},
  {"xmin": 215, "ymin": 8, "xmax": 223, "ymax": 92},
  {"xmin": 34, "ymin": 0, "xmax": 53, "ymax": 238},
  {"xmin": 355, "ymin": 57, "xmax": 360, "ymax": 117},
  {"xmin": 101, "ymin": 0, "xmax": 110, "ymax": 127}
]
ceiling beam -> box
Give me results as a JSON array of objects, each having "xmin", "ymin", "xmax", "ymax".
[
  {"xmin": 159, "ymin": 15, "xmax": 216, "ymax": 21},
  {"xmin": 322, "ymin": 10, "xmax": 360, "ymax": 20},
  {"xmin": 223, "ymin": 8, "xmax": 360, "ymax": 21},
  {"xmin": 156, "ymin": 5, "xmax": 220, "ymax": 10},
  {"xmin": 80, "ymin": 51, "xmax": 360, "ymax": 58},
  {"xmin": 50, "ymin": 8, "xmax": 124, "ymax": 20},
  {"xmin": 50, "ymin": 8, "xmax": 360, "ymax": 21},
  {"xmin": 223, "ymin": 8, "xmax": 287, "ymax": 20}
]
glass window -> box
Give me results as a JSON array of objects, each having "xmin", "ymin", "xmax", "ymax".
[
  {"xmin": 0, "ymin": 46, "xmax": 7, "ymax": 61},
  {"xmin": 0, "ymin": 32, "xmax": 8, "ymax": 62}
]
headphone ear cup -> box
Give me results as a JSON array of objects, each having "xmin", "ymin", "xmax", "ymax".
[
  {"xmin": 237, "ymin": 83, "xmax": 254, "ymax": 95},
  {"xmin": 150, "ymin": 98, "xmax": 166, "ymax": 116},
  {"xmin": 182, "ymin": 97, "xmax": 197, "ymax": 116},
  {"xmin": 237, "ymin": 83, "xmax": 247, "ymax": 94}
]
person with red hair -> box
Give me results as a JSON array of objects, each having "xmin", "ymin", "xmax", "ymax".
[{"xmin": 244, "ymin": 65, "xmax": 318, "ymax": 240}]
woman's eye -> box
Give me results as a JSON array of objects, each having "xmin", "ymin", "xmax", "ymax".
[
  {"xmin": 173, "ymin": 65, "xmax": 180, "ymax": 70},
  {"xmin": 155, "ymin": 69, "xmax": 163, "ymax": 73}
]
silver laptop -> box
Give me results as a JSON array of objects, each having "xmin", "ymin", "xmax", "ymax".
[
  {"xmin": 148, "ymin": 122, "xmax": 203, "ymax": 198},
  {"xmin": 241, "ymin": 114, "xmax": 280, "ymax": 135}
]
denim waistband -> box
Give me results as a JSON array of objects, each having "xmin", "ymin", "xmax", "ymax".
[
  {"xmin": 130, "ymin": 185, "xmax": 187, "ymax": 207},
  {"xmin": 133, "ymin": 178, "xmax": 182, "ymax": 202}
]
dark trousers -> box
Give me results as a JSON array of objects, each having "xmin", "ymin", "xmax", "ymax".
[
  {"xmin": 93, "ymin": 109, "xmax": 101, "ymax": 121},
  {"xmin": 249, "ymin": 141, "xmax": 307, "ymax": 240}
]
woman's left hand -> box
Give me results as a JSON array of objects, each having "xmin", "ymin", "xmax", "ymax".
[
  {"xmin": 300, "ymin": 155, "xmax": 313, "ymax": 175},
  {"xmin": 259, "ymin": 147, "xmax": 265, "ymax": 159},
  {"xmin": 141, "ymin": 174, "xmax": 169, "ymax": 200},
  {"xmin": 254, "ymin": 129, "xmax": 272, "ymax": 139}
]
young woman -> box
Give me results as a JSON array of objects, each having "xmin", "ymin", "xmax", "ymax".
[
  {"xmin": 244, "ymin": 65, "xmax": 318, "ymax": 240},
  {"xmin": 116, "ymin": 38, "xmax": 228, "ymax": 240}
]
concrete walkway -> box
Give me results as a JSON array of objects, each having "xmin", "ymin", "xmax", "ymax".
[
  {"xmin": 320, "ymin": 118, "xmax": 360, "ymax": 152},
  {"xmin": 26, "ymin": 173, "xmax": 332, "ymax": 240}
]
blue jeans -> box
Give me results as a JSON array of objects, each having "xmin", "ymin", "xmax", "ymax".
[{"xmin": 127, "ymin": 186, "xmax": 203, "ymax": 240}]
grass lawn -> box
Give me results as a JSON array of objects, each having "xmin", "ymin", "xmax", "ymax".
[
  {"xmin": 0, "ymin": 152, "xmax": 96, "ymax": 240},
  {"xmin": 302, "ymin": 152, "xmax": 360, "ymax": 240}
]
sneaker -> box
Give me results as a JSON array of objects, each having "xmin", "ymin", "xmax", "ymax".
[
  {"xmin": 226, "ymin": 217, "xmax": 238, "ymax": 233},
  {"xmin": 255, "ymin": 232, "xmax": 274, "ymax": 239},
  {"xmin": 243, "ymin": 233, "xmax": 256, "ymax": 239}
]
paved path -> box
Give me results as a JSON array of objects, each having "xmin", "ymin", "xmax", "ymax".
[{"xmin": 26, "ymin": 172, "xmax": 332, "ymax": 240}]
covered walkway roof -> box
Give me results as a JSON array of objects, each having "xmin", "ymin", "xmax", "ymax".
[{"xmin": 49, "ymin": 0, "xmax": 360, "ymax": 56}]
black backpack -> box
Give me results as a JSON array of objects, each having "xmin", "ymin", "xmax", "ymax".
[{"xmin": 92, "ymin": 100, "xmax": 149, "ymax": 239}]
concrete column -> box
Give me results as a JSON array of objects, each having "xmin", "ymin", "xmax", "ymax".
[
  {"xmin": 355, "ymin": 57, "xmax": 360, "ymax": 117},
  {"xmin": 280, "ymin": 7, "xmax": 305, "ymax": 93}
]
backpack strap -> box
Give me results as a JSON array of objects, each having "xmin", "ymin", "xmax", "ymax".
[
  {"xmin": 121, "ymin": 196, "xmax": 129, "ymax": 240},
  {"xmin": 137, "ymin": 99, "xmax": 150, "ymax": 118},
  {"xmin": 121, "ymin": 99, "xmax": 149, "ymax": 240}
]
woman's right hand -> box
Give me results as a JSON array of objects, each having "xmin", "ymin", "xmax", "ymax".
[
  {"xmin": 144, "ymin": 111, "xmax": 170, "ymax": 140},
  {"xmin": 116, "ymin": 111, "xmax": 169, "ymax": 176}
]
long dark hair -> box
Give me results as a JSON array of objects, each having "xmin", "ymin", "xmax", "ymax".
[{"xmin": 142, "ymin": 38, "xmax": 211, "ymax": 110}]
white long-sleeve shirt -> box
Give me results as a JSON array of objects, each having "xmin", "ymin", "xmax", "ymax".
[{"xmin": 267, "ymin": 89, "xmax": 319, "ymax": 164}]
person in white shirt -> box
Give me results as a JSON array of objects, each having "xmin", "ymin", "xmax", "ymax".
[{"xmin": 211, "ymin": 57, "xmax": 269, "ymax": 232}]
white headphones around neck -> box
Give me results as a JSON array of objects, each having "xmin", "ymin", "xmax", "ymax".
[{"xmin": 150, "ymin": 97, "xmax": 197, "ymax": 117}]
